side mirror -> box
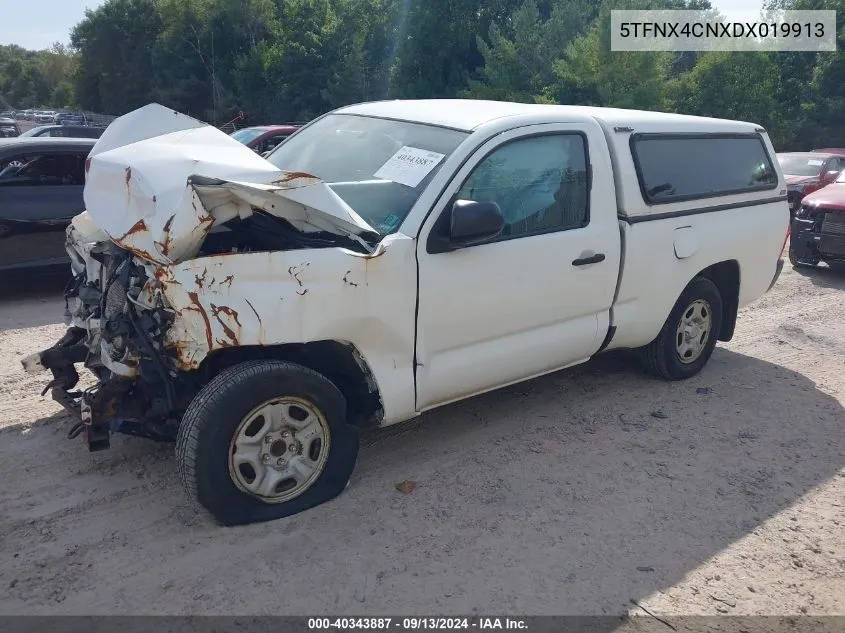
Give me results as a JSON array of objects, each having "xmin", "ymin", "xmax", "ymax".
[
  {"xmin": 427, "ymin": 199, "xmax": 504, "ymax": 253},
  {"xmin": 821, "ymin": 170, "xmax": 840, "ymax": 184}
]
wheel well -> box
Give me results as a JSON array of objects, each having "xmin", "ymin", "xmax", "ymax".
[
  {"xmin": 200, "ymin": 341, "xmax": 384, "ymax": 429},
  {"xmin": 696, "ymin": 260, "xmax": 740, "ymax": 342}
]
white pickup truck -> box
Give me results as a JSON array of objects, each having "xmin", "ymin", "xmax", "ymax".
[{"xmin": 23, "ymin": 100, "xmax": 789, "ymax": 525}]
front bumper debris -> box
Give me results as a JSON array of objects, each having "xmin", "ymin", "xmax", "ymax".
[
  {"xmin": 791, "ymin": 210, "xmax": 845, "ymax": 263},
  {"xmin": 22, "ymin": 232, "xmax": 184, "ymax": 451}
]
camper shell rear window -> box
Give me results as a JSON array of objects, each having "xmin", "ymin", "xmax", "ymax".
[{"xmin": 630, "ymin": 133, "xmax": 778, "ymax": 205}]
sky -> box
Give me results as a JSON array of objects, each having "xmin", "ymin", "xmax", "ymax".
[
  {"xmin": 0, "ymin": 0, "xmax": 766, "ymax": 52},
  {"xmin": 0, "ymin": 0, "xmax": 106, "ymax": 51}
]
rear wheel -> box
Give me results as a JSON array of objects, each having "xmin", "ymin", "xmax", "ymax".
[
  {"xmin": 641, "ymin": 277, "xmax": 723, "ymax": 381},
  {"xmin": 176, "ymin": 360, "xmax": 359, "ymax": 526}
]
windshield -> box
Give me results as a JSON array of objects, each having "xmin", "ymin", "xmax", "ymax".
[
  {"xmin": 230, "ymin": 128, "xmax": 265, "ymax": 144},
  {"xmin": 266, "ymin": 114, "xmax": 468, "ymax": 234},
  {"xmin": 777, "ymin": 154, "xmax": 825, "ymax": 177}
]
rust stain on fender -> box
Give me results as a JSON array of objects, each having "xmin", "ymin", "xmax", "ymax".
[
  {"xmin": 184, "ymin": 291, "xmax": 213, "ymax": 351},
  {"xmin": 210, "ymin": 304, "xmax": 241, "ymax": 346},
  {"xmin": 194, "ymin": 267, "xmax": 208, "ymax": 290},
  {"xmin": 288, "ymin": 263, "xmax": 310, "ymax": 288}
]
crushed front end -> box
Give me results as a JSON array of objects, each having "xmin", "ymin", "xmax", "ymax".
[
  {"xmin": 791, "ymin": 203, "xmax": 845, "ymax": 266},
  {"xmin": 20, "ymin": 103, "xmax": 384, "ymax": 452},
  {"xmin": 22, "ymin": 217, "xmax": 192, "ymax": 450}
]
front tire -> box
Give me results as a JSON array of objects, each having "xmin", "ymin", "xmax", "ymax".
[
  {"xmin": 640, "ymin": 277, "xmax": 723, "ymax": 381},
  {"xmin": 176, "ymin": 360, "xmax": 359, "ymax": 526},
  {"xmin": 788, "ymin": 247, "xmax": 819, "ymax": 268}
]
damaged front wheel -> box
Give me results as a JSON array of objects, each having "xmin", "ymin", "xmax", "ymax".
[{"xmin": 175, "ymin": 360, "xmax": 359, "ymax": 526}]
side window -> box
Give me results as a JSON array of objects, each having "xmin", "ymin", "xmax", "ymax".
[
  {"xmin": 0, "ymin": 152, "xmax": 86, "ymax": 186},
  {"xmin": 261, "ymin": 135, "xmax": 289, "ymax": 153},
  {"xmin": 456, "ymin": 134, "xmax": 589, "ymax": 240},
  {"xmin": 631, "ymin": 134, "xmax": 777, "ymax": 204},
  {"xmin": 0, "ymin": 154, "xmax": 38, "ymax": 182}
]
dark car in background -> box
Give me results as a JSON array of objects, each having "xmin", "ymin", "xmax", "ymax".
[
  {"xmin": 21, "ymin": 124, "xmax": 105, "ymax": 139},
  {"xmin": 777, "ymin": 151, "xmax": 845, "ymax": 215},
  {"xmin": 0, "ymin": 117, "xmax": 20, "ymax": 138},
  {"xmin": 230, "ymin": 124, "xmax": 300, "ymax": 154},
  {"xmin": 0, "ymin": 137, "xmax": 96, "ymax": 275}
]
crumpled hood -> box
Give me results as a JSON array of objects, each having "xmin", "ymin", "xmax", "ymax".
[
  {"xmin": 83, "ymin": 103, "xmax": 378, "ymax": 264},
  {"xmin": 801, "ymin": 182, "xmax": 845, "ymax": 212}
]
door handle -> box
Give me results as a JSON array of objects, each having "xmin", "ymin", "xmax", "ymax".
[{"xmin": 572, "ymin": 253, "xmax": 606, "ymax": 266}]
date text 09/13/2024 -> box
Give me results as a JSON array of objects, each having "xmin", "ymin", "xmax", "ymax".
[{"xmin": 307, "ymin": 618, "xmax": 528, "ymax": 630}]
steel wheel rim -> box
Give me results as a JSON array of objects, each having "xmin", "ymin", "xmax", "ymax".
[
  {"xmin": 675, "ymin": 299, "xmax": 712, "ymax": 364},
  {"xmin": 228, "ymin": 396, "xmax": 331, "ymax": 503}
]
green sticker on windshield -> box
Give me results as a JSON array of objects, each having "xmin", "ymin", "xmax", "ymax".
[{"xmin": 378, "ymin": 214, "xmax": 401, "ymax": 233}]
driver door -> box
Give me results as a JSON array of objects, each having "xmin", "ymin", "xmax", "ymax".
[{"xmin": 414, "ymin": 123, "xmax": 621, "ymax": 410}]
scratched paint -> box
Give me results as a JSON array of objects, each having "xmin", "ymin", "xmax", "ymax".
[
  {"xmin": 65, "ymin": 103, "xmax": 421, "ymax": 424},
  {"xmin": 143, "ymin": 233, "xmax": 417, "ymax": 427}
]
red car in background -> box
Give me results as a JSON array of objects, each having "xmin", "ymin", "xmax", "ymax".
[
  {"xmin": 790, "ymin": 169, "xmax": 845, "ymax": 270},
  {"xmin": 230, "ymin": 124, "xmax": 300, "ymax": 155},
  {"xmin": 777, "ymin": 150, "xmax": 845, "ymax": 215}
]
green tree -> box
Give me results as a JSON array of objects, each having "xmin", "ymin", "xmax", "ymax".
[
  {"xmin": 0, "ymin": 44, "xmax": 76, "ymax": 108},
  {"xmin": 545, "ymin": 2, "xmax": 671, "ymax": 110},
  {"xmin": 388, "ymin": 0, "xmax": 523, "ymax": 98},
  {"xmin": 71, "ymin": 0, "xmax": 161, "ymax": 113},
  {"xmin": 666, "ymin": 52, "xmax": 780, "ymax": 128},
  {"xmin": 462, "ymin": 0, "xmax": 595, "ymax": 102}
]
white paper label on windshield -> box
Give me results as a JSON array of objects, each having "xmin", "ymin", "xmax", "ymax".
[
  {"xmin": 808, "ymin": 159, "xmax": 824, "ymax": 166},
  {"xmin": 374, "ymin": 146, "xmax": 446, "ymax": 188}
]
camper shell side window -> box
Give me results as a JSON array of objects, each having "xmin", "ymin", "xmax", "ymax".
[{"xmin": 630, "ymin": 133, "xmax": 778, "ymax": 205}]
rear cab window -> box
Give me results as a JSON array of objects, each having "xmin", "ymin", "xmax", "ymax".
[{"xmin": 631, "ymin": 134, "xmax": 778, "ymax": 205}]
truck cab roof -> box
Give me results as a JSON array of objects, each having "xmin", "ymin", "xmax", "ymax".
[
  {"xmin": 337, "ymin": 99, "xmax": 762, "ymax": 135},
  {"xmin": 338, "ymin": 99, "xmax": 779, "ymax": 221}
]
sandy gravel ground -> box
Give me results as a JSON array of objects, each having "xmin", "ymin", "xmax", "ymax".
[{"xmin": 0, "ymin": 264, "xmax": 843, "ymax": 617}]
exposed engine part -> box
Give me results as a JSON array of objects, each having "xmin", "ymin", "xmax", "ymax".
[
  {"xmin": 198, "ymin": 211, "xmax": 371, "ymax": 257},
  {"xmin": 27, "ymin": 230, "xmax": 186, "ymax": 451},
  {"xmin": 28, "ymin": 203, "xmax": 368, "ymax": 452}
]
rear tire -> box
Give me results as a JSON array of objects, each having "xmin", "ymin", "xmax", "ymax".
[
  {"xmin": 175, "ymin": 360, "xmax": 359, "ymax": 526},
  {"xmin": 641, "ymin": 277, "xmax": 723, "ymax": 381}
]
